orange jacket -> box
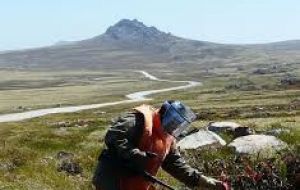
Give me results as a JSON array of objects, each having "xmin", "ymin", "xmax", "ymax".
[{"xmin": 120, "ymin": 104, "xmax": 175, "ymax": 190}]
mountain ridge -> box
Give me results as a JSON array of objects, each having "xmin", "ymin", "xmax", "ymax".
[{"xmin": 0, "ymin": 19, "xmax": 300, "ymax": 70}]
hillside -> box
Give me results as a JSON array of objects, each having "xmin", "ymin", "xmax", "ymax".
[{"xmin": 0, "ymin": 19, "xmax": 299, "ymax": 70}]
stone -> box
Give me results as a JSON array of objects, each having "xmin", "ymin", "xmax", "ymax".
[
  {"xmin": 207, "ymin": 121, "xmax": 241, "ymax": 132},
  {"xmin": 289, "ymin": 99, "xmax": 300, "ymax": 110},
  {"xmin": 0, "ymin": 162, "xmax": 16, "ymax": 171},
  {"xmin": 228, "ymin": 135, "xmax": 288, "ymax": 155},
  {"xmin": 53, "ymin": 121, "xmax": 72, "ymax": 128},
  {"xmin": 56, "ymin": 151, "xmax": 82, "ymax": 175},
  {"xmin": 56, "ymin": 151, "xmax": 74, "ymax": 160},
  {"xmin": 207, "ymin": 121, "xmax": 252, "ymax": 137},
  {"xmin": 281, "ymin": 76, "xmax": 300, "ymax": 86},
  {"xmin": 265, "ymin": 128, "xmax": 291, "ymax": 136},
  {"xmin": 57, "ymin": 159, "xmax": 82, "ymax": 175},
  {"xmin": 177, "ymin": 130, "xmax": 226, "ymax": 150},
  {"xmin": 233, "ymin": 126, "xmax": 253, "ymax": 137}
]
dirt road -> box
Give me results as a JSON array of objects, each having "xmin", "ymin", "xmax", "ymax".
[{"xmin": 0, "ymin": 71, "xmax": 201, "ymax": 123}]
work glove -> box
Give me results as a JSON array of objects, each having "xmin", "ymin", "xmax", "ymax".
[{"xmin": 196, "ymin": 175, "xmax": 228, "ymax": 190}]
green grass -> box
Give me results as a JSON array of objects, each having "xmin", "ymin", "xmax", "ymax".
[{"xmin": 0, "ymin": 67, "xmax": 299, "ymax": 189}]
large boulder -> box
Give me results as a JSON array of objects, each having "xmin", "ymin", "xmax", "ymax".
[
  {"xmin": 207, "ymin": 121, "xmax": 252, "ymax": 137},
  {"xmin": 177, "ymin": 130, "xmax": 226, "ymax": 150},
  {"xmin": 228, "ymin": 135, "xmax": 288, "ymax": 155}
]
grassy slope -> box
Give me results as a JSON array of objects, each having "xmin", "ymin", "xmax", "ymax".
[{"xmin": 0, "ymin": 67, "xmax": 299, "ymax": 189}]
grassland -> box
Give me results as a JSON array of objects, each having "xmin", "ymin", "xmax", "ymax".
[
  {"xmin": 0, "ymin": 65, "xmax": 299, "ymax": 189},
  {"xmin": 0, "ymin": 69, "xmax": 182, "ymax": 114}
]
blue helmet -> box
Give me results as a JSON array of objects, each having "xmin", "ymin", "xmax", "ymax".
[{"xmin": 160, "ymin": 100, "xmax": 196, "ymax": 137}]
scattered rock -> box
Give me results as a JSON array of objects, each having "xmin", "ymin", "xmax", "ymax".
[
  {"xmin": 0, "ymin": 162, "xmax": 16, "ymax": 171},
  {"xmin": 52, "ymin": 121, "xmax": 72, "ymax": 128},
  {"xmin": 228, "ymin": 135, "xmax": 288, "ymax": 156},
  {"xmin": 51, "ymin": 119, "xmax": 93, "ymax": 128},
  {"xmin": 225, "ymin": 78, "xmax": 258, "ymax": 91},
  {"xmin": 57, "ymin": 159, "xmax": 82, "ymax": 175},
  {"xmin": 208, "ymin": 121, "xmax": 241, "ymax": 132},
  {"xmin": 56, "ymin": 151, "xmax": 82, "ymax": 175},
  {"xmin": 16, "ymin": 106, "xmax": 32, "ymax": 111},
  {"xmin": 56, "ymin": 151, "xmax": 74, "ymax": 160},
  {"xmin": 281, "ymin": 76, "xmax": 300, "ymax": 86},
  {"xmin": 207, "ymin": 121, "xmax": 252, "ymax": 137},
  {"xmin": 177, "ymin": 130, "xmax": 226, "ymax": 150},
  {"xmin": 253, "ymin": 66, "xmax": 288, "ymax": 75},
  {"xmin": 40, "ymin": 156, "xmax": 54, "ymax": 165},
  {"xmin": 289, "ymin": 99, "xmax": 300, "ymax": 110},
  {"xmin": 253, "ymin": 68, "xmax": 272, "ymax": 74},
  {"xmin": 265, "ymin": 128, "xmax": 291, "ymax": 136}
]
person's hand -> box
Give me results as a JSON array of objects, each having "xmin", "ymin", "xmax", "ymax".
[{"xmin": 198, "ymin": 175, "xmax": 228, "ymax": 190}]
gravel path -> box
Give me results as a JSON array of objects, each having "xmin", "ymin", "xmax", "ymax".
[{"xmin": 0, "ymin": 71, "xmax": 201, "ymax": 123}]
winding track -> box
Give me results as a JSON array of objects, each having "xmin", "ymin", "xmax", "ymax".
[{"xmin": 0, "ymin": 71, "xmax": 201, "ymax": 123}]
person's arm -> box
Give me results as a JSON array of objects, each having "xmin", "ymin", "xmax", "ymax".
[
  {"xmin": 162, "ymin": 143, "xmax": 225, "ymax": 189},
  {"xmin": 161, "ymin": 142, "xmax": 201, "ymax": 188},
  {"xmin": 104, "ymin": 113, "xmax": 149, "ymax": 169}
]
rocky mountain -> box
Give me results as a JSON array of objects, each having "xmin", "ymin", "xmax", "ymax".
[
  {"xmin": 81, "ymin": 19, "xmax": 180, "ymax": 51},
  {"xmin": 79, "ymin": 19, "xmax": 221, "ymax": 55},
  {"xmin": 0, "ymin": 19, "xmax": 299, "ymax": 70}
]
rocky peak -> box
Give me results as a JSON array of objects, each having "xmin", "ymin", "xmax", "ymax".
[{"xmin": 104, "ymin": 19, "xmax": 172, "ymax": 42}]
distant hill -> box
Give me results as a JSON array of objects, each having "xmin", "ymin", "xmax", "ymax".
[{"xmin": 0, "ymin": 19, "xmax": 299, "ymax": 70}]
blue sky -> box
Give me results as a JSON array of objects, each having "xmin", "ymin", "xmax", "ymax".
[{"xmin": 1, "ymin": 0, "xmax": 300, "ymax": 51}]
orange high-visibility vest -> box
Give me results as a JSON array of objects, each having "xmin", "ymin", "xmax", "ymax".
[{"xmin": 120, "ymin": 104, "xmax": 175, "ymax": 190}]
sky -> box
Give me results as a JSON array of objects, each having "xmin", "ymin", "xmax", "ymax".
[{"xmin": 1, "ymin": 0, "xmax": 300, "ymax": 51}]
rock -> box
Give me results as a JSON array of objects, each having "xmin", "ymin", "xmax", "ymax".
[
  {"xmin": 253, "ymin": 66, "xmax": 288, "ymax": 75},
  {"xmin": 289, "ymin": 99, "xmax": 300, "ymax": 110},
  {"xmin": 265, "ymin": 128, "xmax": 290, "ymax": 136},
  {"xmin": 208, "ymin": 121, "xmax": 241, "ymax": 132},
  {"xmin": 57, "ymin": 159, "xmax": 82, "ymax": 175},
  {"xmin": 56, "ymin": 151, "xmax": 74, "ymax": 160},
  {"xmin": 253, "ymin": 68, "xmax": 270, "ymax": 74},
  {"xmin": 233, "ymin": 126, "xmax": 253, "ymax": 137},
  {"xmin": 51, "ymin": 119, "xmax": 92, "ymax": 128},
  {"xmin": 281, "ymin": 76, "xmax": 300, "ymax": 86},
  {"xmin": 207, "ymin": 121, "xmax": 252, "ymax": 137},
  {"xmin": 52, "ymin": 121, "xmax": 72, "ymax": 128},
  {"xmin": 177, "ymin": 130, "xmax": 226, "ymax": 150},
  {"xmin": 56, "ymin": 151, "xmax": 82, "ymax": 175},
  {"xmin": 228, "ymin": 135, "xmax": 288, "ymax": 155},
  {"xmin": 225, "ymin": 78, "xmax": 259, "ymax": 91},
  {"xmin": 0, "ymin": 162, "xmax": 16, "ymax": 171}
]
